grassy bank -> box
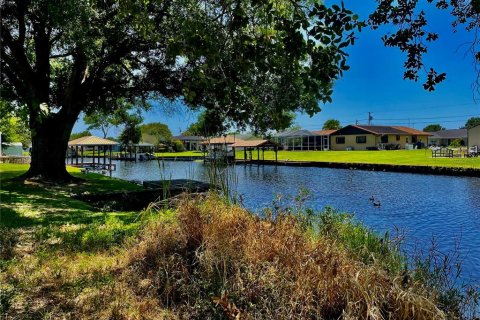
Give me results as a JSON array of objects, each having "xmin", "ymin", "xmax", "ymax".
[
  {"xmin": 154, "ymin": 151, "xmax": 205, "ymax": 157},
  {"xmin": 0, "ymin": 164, "xmax": 477, "ymax": 318},
  {"xmin": 236, "ymin": 149, "xmax": 480, "ymax": 169}
]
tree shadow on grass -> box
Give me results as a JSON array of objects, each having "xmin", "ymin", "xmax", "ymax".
[
  {"xmin": 1, "ymin": 189, "xmax": 139, "ymax": 229},
  {"xmin": 0, "ymin": 207, "xmax": 37, "ymax": 228},
  {"xmin": 1, "ymin": 169, "xmax": 141, "ymax": 230}
]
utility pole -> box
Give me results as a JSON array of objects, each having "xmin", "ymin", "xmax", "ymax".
[{"xmin": 368, "ymin": 112, "xmax": 373, "ymax": 126}]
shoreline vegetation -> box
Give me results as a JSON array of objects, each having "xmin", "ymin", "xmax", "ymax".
[{"xmin": 1, "ymin": 164, "xmax": 478, "ymax": 318}]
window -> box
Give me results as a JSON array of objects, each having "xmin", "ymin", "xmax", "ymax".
[
  {"xmin": 336, "ymin": 137, "xmax": 345, "ymax": 144},
  {"xmin": 396, "ymin": 135, "xmax": 400, "ymax": 141},
  {"xmin": 356, "ymin": 136, "xmax": 367, "ymax": 144},
  {"xmin": 381, "ymin": 135, "xmax": 388, "ymax": 143}
]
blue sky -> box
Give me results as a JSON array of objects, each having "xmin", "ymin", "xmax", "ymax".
[{"xmin": 74, "ymin": 1, "xmax": 479, "ymax": 136}]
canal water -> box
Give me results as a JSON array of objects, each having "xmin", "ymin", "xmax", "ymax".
[{"xmin": 110, "ymin": 160, "xmax": 480, "ymax": 282}]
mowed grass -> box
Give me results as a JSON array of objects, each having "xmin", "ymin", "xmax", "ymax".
[
  {"xmin": 0, "ymin": 164, "xmax": 146, "ymax": 318},
  {"xmin": 154, "ymin": 150, "xmax": 205, "ymax": 157},
  {"xmin": 0, "ymin": 163, "xmax": 142, "ymax": 229},
  {"xmin": 236, "ymin": 149, "xmax": 480, "ymax": 169}
]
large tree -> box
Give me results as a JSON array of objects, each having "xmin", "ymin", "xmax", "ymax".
[
  {"xmin": 322, "ymin": 119, "xmax": 341, "ymax": 130},
  {"xmin": 1, "ymin": 0, "xmax": 362, "ymax": 181},
  {"xmin": 423, "ymin": 124, "xmax": 445, "ymax": 132},
  {"xmin": 140, "ymin": 122, "xmax": 172, "ymax": 145},
  {"xmin": 464, "ymin": 117, "xmax": 480, "ymax": 129},
  {"xmin": 182, "ymin": 110, "xmax": 227, "ymax": 137}
]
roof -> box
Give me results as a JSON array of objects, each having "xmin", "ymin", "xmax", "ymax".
[
  {"xmin": 355, "ymin": 125, "xmax": 407, "ymax": 135},
  {"xmin": 68, "ymin": 136, "xmax": 119, "ymax": 146},
  {"xmin": 311, "ymin": 129, "xmax": 337, "ymax": 136},
  {"xmin": 332, "ymin": 125, "xmax": 431, "ymax": 136},
  {"xmin": 202, "ymin": 136, "xmax": 242, "ymax": 145},
  {"xmin": 430, "ymin": 129, "xmax": 467, "ymax": 139},
  {"xmin": 231, "ymin": 139, "xmax": 278, "ymax": 148},
  {"xmin": 173, "ymin": 136, "xmax": 205, "ymax": 141},
  {"xmin": 392, "ymin": 126, "xmax": 434, "ymax": 136},
  {"xmin": 275, "ymin": 129, "xmax": 318, "ymax": 138}
]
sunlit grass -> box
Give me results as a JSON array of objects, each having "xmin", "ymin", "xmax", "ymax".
[
  {"xmin": 236, "ymin": 149, "xmax": 480, "ymax": 168},
  {"xmin": 0, "ymin": 163, "xmax": 145, "ymax": 318}
]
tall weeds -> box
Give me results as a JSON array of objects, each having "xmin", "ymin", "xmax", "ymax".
[
  {"xmin": 205, "ymin": 163, "xmax": 238, "ymax": 203},
  {"xmin": 125, "ymin": 193, "xmax": 447, "ymax": 319}
]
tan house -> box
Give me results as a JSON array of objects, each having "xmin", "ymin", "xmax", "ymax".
[
  {"xmin": 468, "ymin": 124, "xmax": 480, "ymax": 148},
  {"xmin": 330, "ymin": 125, "xmax": 432, "ymax": 151}
]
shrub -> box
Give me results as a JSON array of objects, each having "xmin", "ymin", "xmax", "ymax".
[
  {"xmin": 449, "ymin": 139, "xmax": 462, "ymax": 148},
  {"xmin": 171, "ymin": 139, "xmax": 185, "ymax": 152}
]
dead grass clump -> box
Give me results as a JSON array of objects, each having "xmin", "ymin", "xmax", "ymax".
[{"xmin": 125, "ymin": 193, "xmax": 446, "ymax": 319}]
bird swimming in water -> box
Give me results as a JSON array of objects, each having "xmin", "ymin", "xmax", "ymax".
[
  {"xmin": 373, "ymin": 201, "xmax": 381, "ymax": 207},
  {"xmin": 369, "ymin": 195, "xmax": 375, "ymax": 201}
]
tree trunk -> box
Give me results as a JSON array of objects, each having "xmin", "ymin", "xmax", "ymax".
[{"xmin": 24, "ymin": 111, "xmax": 79, "ymax": 182}]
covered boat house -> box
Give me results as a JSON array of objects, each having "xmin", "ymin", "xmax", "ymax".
[
  {"xmin": 67, "ymin": 135, "xmax": 119, "ymax": 171},
  {"xmin": 231, "ymin": 139, "xmax": 279, "ymax": 162}
]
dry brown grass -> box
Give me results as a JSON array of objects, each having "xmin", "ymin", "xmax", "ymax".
[
  {"xmin": 2, "ymin": 193, "xmax": 451, "ymax": 319},
  {"xmin": 124, "ymin": 193, "xmax": 446, "ymax": 319}
]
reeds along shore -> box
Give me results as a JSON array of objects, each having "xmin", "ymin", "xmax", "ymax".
[{"xmin": 116, "ymin": 194, "xmax": 455, "ymax": 319}]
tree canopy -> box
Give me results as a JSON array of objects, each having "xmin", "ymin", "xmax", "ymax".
[
  {"xmin": 0, "ymin": 116, "xmax": 31, "ymax": 147},
  {"xmin": 1, "ymin": 0, "xmax": 363, "ymax": 180},
  {"xmin": 322, "ymin": 119, "xmax": 341, "ymax": 130},
  {"xmin": 423, "ymin": 124, "xmax": 445, "ymax": 132},
  {"xmin": 69, "ymin": 130, "xmax": 92, "ymax": 140},
  {"xmin": 119, "ymin": 116, "xmax": 143, "ymax": 147},
  {"xmin": 464, "ymin": 117, "xmax": 480, "ymax": 129},
  {"xmin": 140, "ymin": 122, "xmax": 172, "ymax": 145}
]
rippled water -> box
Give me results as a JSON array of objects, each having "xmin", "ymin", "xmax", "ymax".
[{"xmin": 110, "ymin": 160, "xmax": 480, "ymax": 282}]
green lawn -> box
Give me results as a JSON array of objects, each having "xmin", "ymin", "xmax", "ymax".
[
  {"xmin": 236, "ymin": 149, "xmax": 480, "ymax": 169},
  {"xmin": 0, "ymin": 163, "xmax": 141, "ymax": 229},
  {"xmin": 154, "ymin": 150, "xmax": 205, "ymax": 157},
  {"xmin": 0, "ymin": 164, "xmax": 149, "ymax": 318}
]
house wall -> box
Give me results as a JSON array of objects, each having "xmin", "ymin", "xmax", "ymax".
[
  {"xmin": 330, "ymin": 134, "xmax": 430, "ymax": 150},
  {"xmin": 384, "ymin": 135, "xmax": 428, "ymax": 148},
  {"xmin": 468, "ymin": 125, "xmax": 480, "ymax": 148},
  {"xmin": 330, "ymin": 134, "xmax": 377, "ymax": 150}
]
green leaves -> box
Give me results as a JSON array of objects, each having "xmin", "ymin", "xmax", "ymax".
[{"xmin": 2, "ymin": 0, "xmax": 365, "ymax": 137}]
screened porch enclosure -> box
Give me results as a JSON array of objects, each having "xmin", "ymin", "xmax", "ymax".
[{"xmin": 273, "ymin": 130, "xmax": 330, "ymax": 151}]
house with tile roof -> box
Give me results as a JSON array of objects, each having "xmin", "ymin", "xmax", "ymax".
[{"xmin": 329, "ymin": 125, "xmax": 432, "ymax": 150}]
